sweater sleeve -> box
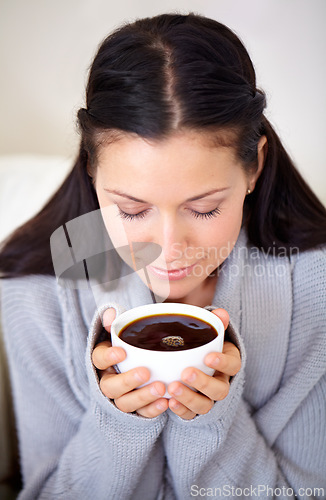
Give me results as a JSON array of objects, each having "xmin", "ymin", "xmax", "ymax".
[
  {"xmin": 1, "ymin": 276, "xmax": 167, "ymax": 500},
  {"xmin": 162, "ymin": 248, "xmax": 326, "ymax": 499}
]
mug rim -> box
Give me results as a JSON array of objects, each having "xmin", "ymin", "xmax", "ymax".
[{"xmin": 111, "ymin": 302, "xmax": 224, "ymax": 353}]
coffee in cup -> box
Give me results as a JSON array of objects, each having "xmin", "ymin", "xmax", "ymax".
[
  {"xmin": 111, "ymin": 303, "xmax": 224, "ymax": 397},
  {"xmin": 118, "ymin": 313, "xmax": 218, "ymax": 351}
]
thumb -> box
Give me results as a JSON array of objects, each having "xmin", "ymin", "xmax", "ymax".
[
  {"xmin": 211, "ymin": 308, "xmax": 229, "ymax": 330},
  {"xmin": 102, "ymin": 307, "xmax": 117, "ymax": 332}
]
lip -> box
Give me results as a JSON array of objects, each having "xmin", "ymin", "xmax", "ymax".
[{"xmin": 148, "ymin": 262, "xmax": 198, "ymax": 281}]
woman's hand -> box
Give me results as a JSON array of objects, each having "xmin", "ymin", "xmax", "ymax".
[
  {"xmin": 92, "ymin": 308, "xmax": 169, "ymax": 418},
  {"xmin": 92, "ymin": 307, "xmax": 241, "ymax": 421},
  {"xmin": 167, "ymin": 309, "xmax": 241, "ymax": 420}
]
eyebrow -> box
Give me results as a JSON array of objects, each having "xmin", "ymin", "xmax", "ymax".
[{"xmin": 104, "ymin": 187, "xmax": 229, "ymax": 203}]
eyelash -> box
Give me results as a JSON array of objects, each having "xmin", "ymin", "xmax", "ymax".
[
  {"xmin": 117, "ymin": 207, "xmax": 221, "ymax": 221},
  {"xmin": 191, "ymin": 207, "xmax": 221, "ymax": 219},
  {"xmin": 118, "ymin": 208, "xmax": 149, "ymax": 221}
]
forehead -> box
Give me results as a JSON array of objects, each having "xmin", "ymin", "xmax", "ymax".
[
  {"xmin": 95, "ymin": 130, "xmax": 246, "ymax": 204},
  {"xmin": 95, "ymin": 128, "xmax": 240, "ymax": 164}
]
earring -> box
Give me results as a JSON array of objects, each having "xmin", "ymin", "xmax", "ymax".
[{"xmin": 247, "ymin": 188, "xmax": 251, "ymax": 195}]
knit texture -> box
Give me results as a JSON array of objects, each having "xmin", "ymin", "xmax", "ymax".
[{"xmin": 1, "ymin": 231, "xmax": 326, "ymax": 499}]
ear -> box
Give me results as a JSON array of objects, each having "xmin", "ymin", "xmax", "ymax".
[
  {"xmin": 249, "ymin": 135, "xmax": 267, "ymax": 191},
  {"xmin": 87, "ymin": 161, "xmax": 96, "ymax": 185},
  {"xmin": 86, "ymin": 160, "xmax": 92, "ymax": 178}
]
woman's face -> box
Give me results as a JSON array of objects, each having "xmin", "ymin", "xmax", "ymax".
[{"xmin": 94, "ymin": 131, "xmax": 261, "ymax": 302}]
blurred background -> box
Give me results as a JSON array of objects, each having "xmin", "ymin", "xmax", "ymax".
[{"xmin": 0, "ymin": 0, "xmax": 325, "ymax": 241}]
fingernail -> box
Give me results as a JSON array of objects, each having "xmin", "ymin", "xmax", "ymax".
[
  {"xmin": 156, "ymin": 401, "xmax": 166, "ymax": 411},
  {"xmin": 184, "ymin": 371, "xmax": 196, "ymax": 383},
  {"xmin": 209, "ymin": 355, "xmax": 220, "ymax": 368},
  {"xmin": 171, "ymin": 386, "xmax": 182, "ymax": 396},
  {"xmin": 134, "ymin": 370, "xmax": 147, "ymax": 383},
  {"xmin": 171, "ymin": 400, "xmax": 181, "ymax": 410},
  {"xmin": 109, "ymin": 350, "xmax": 119, "ymax": 363},
  {"xmin": 150, "ymin": 384, "xmax": 162, "ymax": 397}
]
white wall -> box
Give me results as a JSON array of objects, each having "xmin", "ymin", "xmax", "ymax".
[{"xmin": 0, "ymin": 0, "xmax": 325, "ymax": 203}]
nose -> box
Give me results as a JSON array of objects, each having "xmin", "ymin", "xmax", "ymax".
[{"xmin": 157, "ymin": 213, "xmax": 188, "ymax": 264}]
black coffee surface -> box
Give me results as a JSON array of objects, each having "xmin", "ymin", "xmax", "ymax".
[{"xmin": 119, "ymin": 313, "xmax": 217, "ymax": 351}]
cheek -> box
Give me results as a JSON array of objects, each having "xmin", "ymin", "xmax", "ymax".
[
  {"xmin": 99, "ymin": 205, "xmax": 129, "ymax": 249},
  {"xmin": 100, "ymin": 207, "xmax": 154, "ymax": 251},
  {"xmin": 200, "ymin": 203, "xmax": 244, "ymax": 261},
  {"xmin": 120, "ymin": 223, "xmax": 153, "ymax": 246},
  {"xmin": 222, "ymin": 203, "xmax": 244, "ymax": 239},
  {"xmin": 96, "ymin": 190, "xmax": 147, "ymax": 247}
]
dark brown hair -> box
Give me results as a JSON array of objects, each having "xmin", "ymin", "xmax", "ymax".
[{"xmin": 1, "ymin": 13, "xmax": 325, "ymax": 278}]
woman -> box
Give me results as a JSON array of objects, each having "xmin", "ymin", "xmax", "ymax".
[{"xmin": 1, "ymin": 13, "xmax": 325, "ymax": 500}]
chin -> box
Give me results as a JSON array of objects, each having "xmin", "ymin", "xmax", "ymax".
[
  {"xmin": 159, "ymin": 277, "xmax": 204, "ymax": 302},
  {"xmin": 155, "ymin": 285, "xmax": 187, "ymax": 303}
]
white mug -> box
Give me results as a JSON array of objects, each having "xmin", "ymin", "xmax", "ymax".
[{"xmin": 111, "ymin": 302, "xmax": 224, "ymax": 398}]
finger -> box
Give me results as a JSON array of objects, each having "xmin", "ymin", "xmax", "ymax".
[
  {"xmin": 137, "ymin": 398, "xmax": 169, "ymax": 418},
  {"xmin": 205, "ymin": 341, "xmax": 241, "ymax": 377},
  {"xmin": 102, "ymin": 307, "xmax": 117, "ymax": 332},
  {"xmin": 114, "ymin": 381, "xmax": 167, "ymax": 413},
  {"xmin": 98, "ymin": 366, "xmax": 117, "ymax": 376},
  {"xmin": 100, "ymin": 366, "xmax": 151, "ymax": 400},
  {"xmin": 168, "ymin": 398, "xmax": 196, "ymax": 420},
  {"xmin": 211, "ymin": 308, "xmax": 229, "ymax": 330},
  {"xmin": 92, "ymin": 342, "xmax": 126, "ymax": 370},
  {"xmin": 168, "ymin": 380, "xmax": 214, "ymax": 415},
  {"xmin": 180, "ymin": 367, "xmax": 230, "ymax": 401}
]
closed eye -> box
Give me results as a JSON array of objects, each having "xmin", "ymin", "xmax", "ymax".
[
  {"xmin": 117, "ymin": 206, "xmax": 221, "ymax": 221},
  {"xmin": 117, "ymin": 207, "xmax": 150, "ymax": 221},
  {"xmin": 189, "ymin": 207, "xmax": 221, "ymax": 219}
]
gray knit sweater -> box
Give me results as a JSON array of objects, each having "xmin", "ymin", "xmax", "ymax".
[{"xmin": 1, "ymin": 230, "xmax": 326, "ymax": 500}]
